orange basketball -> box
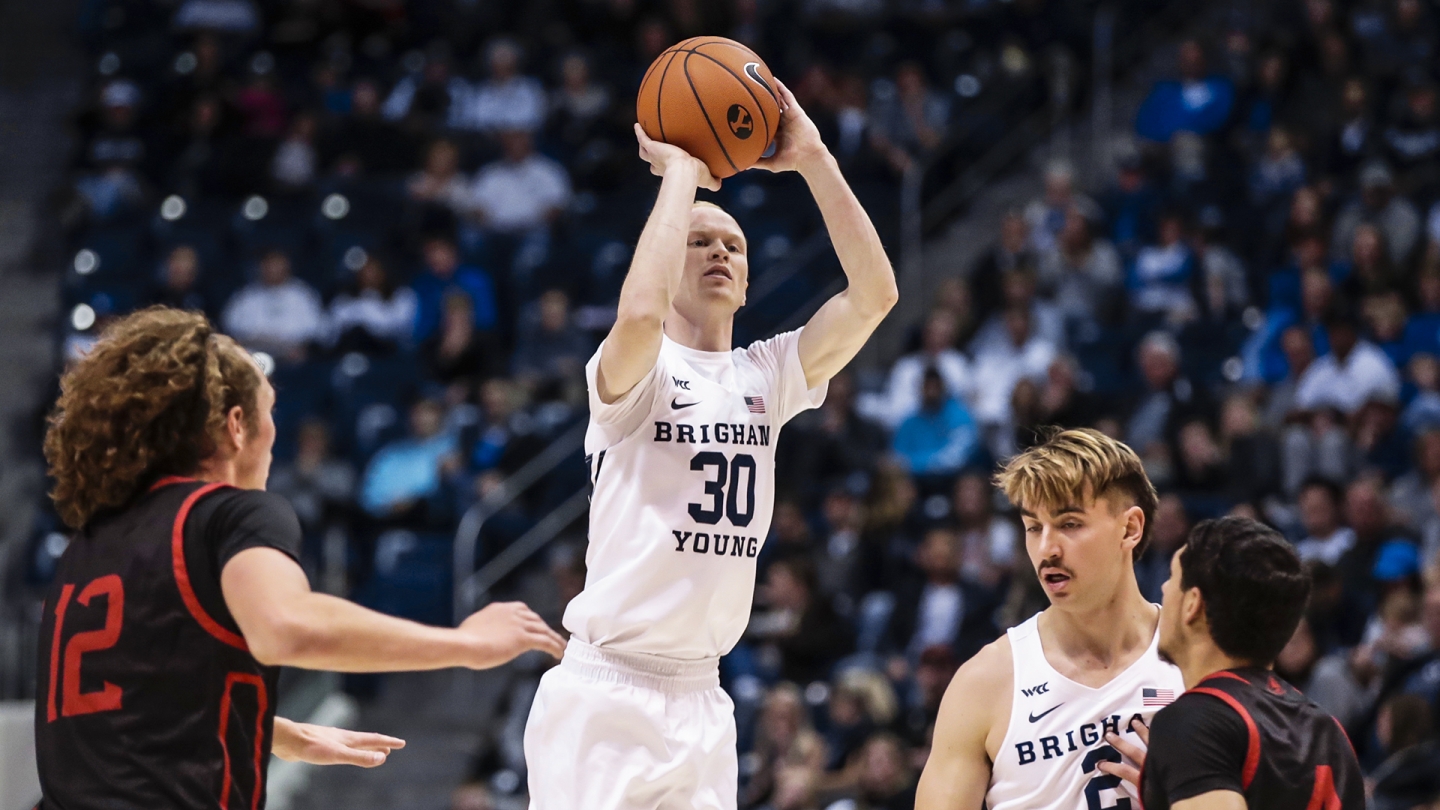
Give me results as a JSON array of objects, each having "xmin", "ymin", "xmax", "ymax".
[{"xmin": 636, "ymin": 37, "xmax": 782, "ymax": 179}]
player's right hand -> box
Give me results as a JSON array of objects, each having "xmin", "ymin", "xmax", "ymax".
[
  {"xmin": 459, "ymin": 600, "xmax": 567, "ymax": 668},
  {"xmin": 634, "ymin": 124, "xmax": 721, "ymax": 191}
]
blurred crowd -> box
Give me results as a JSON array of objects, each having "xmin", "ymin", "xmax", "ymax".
[{"xmin": 36, "ymin": 0, "xmax": 1440, "ymax": 809}]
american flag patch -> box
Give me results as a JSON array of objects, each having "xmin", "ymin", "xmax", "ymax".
[
  {"xmin": 744, "ymin": 396, "xmax": 766, "ymax": 414},
  {"xmin": 1142, "ymin": 688, "xmax": 1175, "ymax": 706}
]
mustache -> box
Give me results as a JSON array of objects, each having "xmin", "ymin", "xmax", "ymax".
[{"xmin": 1036, "ymin": 561, "xmax": 1073, "ymax": 578}]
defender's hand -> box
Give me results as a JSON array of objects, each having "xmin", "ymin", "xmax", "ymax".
[
  {"xmin": 272, "ymin": 718, "xmax": 405, "ymax": 768},
  {"xmin": 635, "ymin": 124, "xmax": 721, "ymax": 191},
  {"xmin": 459, "ymin": 601, "xmax": 567, "ymax": 668},
  {"xmin": 753, "ymin": 79, "xmax": 829, "ymax": 176},
  {"xmin": 1097, "ymin": 717, "xmax": 1151, "ymax": 790}
]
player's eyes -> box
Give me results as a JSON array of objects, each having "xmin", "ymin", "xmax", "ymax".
[{"xmin": 727, "ymin": 244, "xmax": 740, "ymax": 253}]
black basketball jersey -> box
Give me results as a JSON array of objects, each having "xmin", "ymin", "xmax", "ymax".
[
  {"xmin": 1142, "ymin": 668, "xmax": 1365, "ymax": 810},
  {"xmin": 35, "ymin": 477, "xmax": 303, "ymax": 810}
]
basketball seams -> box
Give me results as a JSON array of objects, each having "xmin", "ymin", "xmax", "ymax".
[
  {"xmin": 685, "ymin": 48, "xmax": 777, "ymax": 147},
  {"xmin": 652, "ymin": 48, "xmax": 681, "ymax": 143},
  {"xmin": 682, "ymin": 51, "xmax": 739, "ymax": 176}
]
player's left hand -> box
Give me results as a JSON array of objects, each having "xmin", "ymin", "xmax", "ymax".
[
  {"xmin": 272, "ymin": 718, "xmax": 406, "ymax": 768},
  {"xmin": 753, "ymin": 79, "xmax": 830, "ymax": 175},
  {"xmin": 1096, "ymin": 716, "xmax": 1150, "ymax": 790}
]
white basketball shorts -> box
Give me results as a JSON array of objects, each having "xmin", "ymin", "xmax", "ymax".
[{"xmin": 524, "ymin": 638, "xmax": 738, "ymax": 810}]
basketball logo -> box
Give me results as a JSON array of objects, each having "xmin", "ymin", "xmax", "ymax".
[
  {"xmin": 744, "ymin": 62, "xmax": 774, "ymax": 96},
  {"xmin": 727, "ymin": 104, "xmax": 754, "ymax": 140}
]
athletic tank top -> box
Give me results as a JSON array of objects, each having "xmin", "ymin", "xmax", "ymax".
[{"xmin": 986, "ymin": 611, "xmax": 1186, "ymax": 810}]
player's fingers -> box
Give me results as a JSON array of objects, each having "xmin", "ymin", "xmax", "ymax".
[
  {"xmin": 773, "ymin": 78, "xmax": 799, "ymax": 111},
  {"xmin": 1095, "ymin": 760, "xmax": 1139, "ymax": 785},
  {"xmin": 634, "ymin": 123, "xmax": 651, "ymax": 146},
  {"xmin": 531, "ymin": 627, "xmax": 567, "ymax": 657},
  {"xmin": 343, "ymin": 732, "xmax": 407, "ymax": 751},
  {"xmin": 1104, "ymin": 732, "xmax": 1146, "ymax": 764},
  {"xmin": 1130, "ymin": 717, "xmax": 1151, "ymax": 746}
]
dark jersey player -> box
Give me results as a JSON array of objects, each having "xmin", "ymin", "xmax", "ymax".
[
  {"xmin": 35, "ymin": 308, "xmax": 564, "ymax": 809},
  {"xmin": 1098, "ymin": 516, "xmax": 1363, "ymax": 810}
]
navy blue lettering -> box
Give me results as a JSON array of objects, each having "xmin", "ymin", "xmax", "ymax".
[
  {"xmin": 715, "ymin": 423, "xmax": 729, "ymax": 443},
  {"xmin": 1102, "ymin": 716, "xmax": 1120, "ymax": 737},
  {"xmin": 1066, "ymin": 730, "xmax": 1076, "ymax": 751},
  {"xmin": 699, "ymin": 424, "xmax": 710, "ymax": 443},
  {"xmin": 758, "ymin": 425, "xmax": 770, "ymax": 445},
  {"xmin": 677, "ymin": 424, "xmax": 695, "ymax": 444},
  {"xmin": 1040, "ymin": 737, "xmax": 1063, "ymax": 760},
  {"xmin": 731, "ymin": 538, "xmax": 745, "ymax": 556},
  {"xmin": 1016, "ymin": 741, "xmax": 1036, "ymax": 765},
  {"xmin": 693, "ymin": 532, "xmax": 709, "ymax": 553},
  {"xmin": 747, "ymin": 425, "xmax": 758, "ymax": 445},
  {"xmin": 654, "ymin": 422, "xmax": 672, "ymax": 441},
  {"xmin": 673, "ymin": 531, "xmax": 691, "ymax": 552},
  {"xmin": 745, "ymin": 537, "xmax": 758, "ymax": 557},
  {"xmin": 1080, "ymin": 724, "xmax": 1099, "ymax": 745},
  {"xmin": 714, "ymin": 534, "xmax": 729, "ymax": 554}
]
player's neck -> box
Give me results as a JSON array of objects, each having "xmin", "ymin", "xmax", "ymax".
[
  {"xmin": 1176, "ymin": 639, "xmax": 1255, "ymax": 690},
  {"xmin": 664, "ymin": 310, "xmax": 733, "ymax": 352},
  {"xmin": 1041, "ymin": 582, "xmax": 1157, "ymax": 674},
  {"xmin": 193, "ymin": 456, "xmax": 241, "ymax": 489}
]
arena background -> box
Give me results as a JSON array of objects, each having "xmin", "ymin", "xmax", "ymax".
[{"xmin": 0, "ymin": 0, "xmax": 1438, "ymax": 807}]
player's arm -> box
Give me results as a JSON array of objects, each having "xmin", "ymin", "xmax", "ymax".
[
  {"xmin": 595, "ymin": 126, "xmax": 719, "ymax": 404},
  {"xmin": 915, "ymin": 638, "xmax": 1012, "ymax": 810},
  {"xmin": 271, "ymin": 716, "xmax": 406, "ymax": 768},
  {"xmin": 756, "ymin": 80, "xmax": 898, "ymax": 389},
  {"xmin": 222, "ymin": 547, "xmax": 565, "ymax": 672}
]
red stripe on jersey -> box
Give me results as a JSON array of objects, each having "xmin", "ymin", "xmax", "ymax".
[
  {"xmin": 171, "ymin": 482, "xmax": 248, "ymax": 651},
  {"xmin": 46, "ymin": 584, "xmax": 75, "ymax": 722},
  {"xmin": 1306, "ymin": 765, "xmax": 1341, "ymax": 810},
  {"xmin": 149, "ymin": 475, "xmax": 200, "ymax": 492},
  {"xmin": 1191, "ymin": 686, "xmax": 1261, "ymax": 790},
  {"xmin": 217, "ymin": 672, "xmax": 268, "ymax": 810},
  {"xmin": 1200, "ymin": 671, "xmax": 1249, "ymax": 685}
]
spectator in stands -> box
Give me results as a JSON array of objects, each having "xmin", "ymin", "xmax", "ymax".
[
  {"xmin": 1295, "ymin": 307, "xmax": 1402, "ymax": 416},
  {"xmin": 1218, "ymin": 392, "xmax": 1281, "ymax": 503},
  {"xmin": 1037, "ymin": 200, "xmax": 1123, "ymax": 330},
  {"xmin": 1250, "ymin": 126, "xmax": 1307, "ymax": 211},
  {"xmin": 1128, "ymin": 211, "xmax": 1197, "ymax": 325},
  {"xmin": 1273, "ymin": 617, "xmax": 1370, "ymax": 729},
  {"xmin": 469, "ymin": 378, "xmax": 526, "ymax": 473},
  {"xmin": 868, "ymin": 60, "xmax": 949, "ymax": 174},
  {"xmin": 423, "ymin": 292, "xmax": 502, "ymax": 387},
  {"xmin": 970, "ymin": 210, "xmax": 1033, "ymax": 317},
  {"xmin": 548, "ymin": 52, "xmax": 612, "ymax": 149},
  {"xmin": 411, "ymin": 236, "xmax": 499, "ymax": 342},
  {"xmin": 222, "ymin": 249, "xmax": 324, "ymax": 361},
  {"xmin": 147, "ymin": 244, "xmax": 208, "ymax": 314},
  {"xmin": 1349, "ymin": 223, "xmax": 1401, "ymax": 298},
  {"xmin": 456, "ymin": 38, "xmax": 546, "ymax": 134},
  {"xmin": 1297, "ymin": 478, "xmax": 1356, "ymax": 565},
  {"xmin": 268, "ymin": 420, "xmax": 356, "ymax": 559},
  {"xmin": 1124, "ymin": 331, "xmax": 1208, "ymax": 459},
  {"xmin": 1025, "ymin": 161, "xmax": 1093, "ymax": 255},
  {"xmin": 971, "ymin": 305, "xmax": 1057, "ymax": 434},
  {"xmin": 1099, "ymin": 147, "xmax": 1159, "ymax": 259},
  {"xmin": 326, "ymin": 78, "xmax": 414, "ymax": 174},
  {"xmin": 891, "ymin": 368, "xmax": 980, "ymax": 479},
  {"xmin": 359, "ymin": 398, "xmax": 461, "ymax": 525},
  {"xmin": 326, "ymin": 254, "xmax": 417, "ymax": 354},
  {"xmin": 466, "ymin": 129, "xmax": 571, "ymax": 286},
  {"xmin": 407, "ymin": 139, "xmax": 470, "ymax": 216},
  {"xmin": 969, "ymin": 267, "xmax": 1063, "ymax": 357},
  {"xmin": 1332, "ymin": 163, "xmax": 1421, "ymax": 268},
  {"xmin": 780, "ymin": 370, "xmax": 888, "ymax": 502},
  {"xmin": 1134, "ymin": 38, "xmax": 1236, "ymax": 142},
  {"xmin": 886, "ymin": 527, "xmax": 993, "ymax": 665},
  {"xmin": 950, "ymin": 472, "xmax": 1016, "ymax": 589},
  {"xmin": 742, "ymin": 685, "xmax": 827, "ymax": 809},
  {"xmin": 382, "ymin": 46, "xmax": 464, "ymax": 131},
  {"xmin": 1135, "ymin": 494, "xmax": 1189, "ymax": 601},
  {"xmin": 1191, "ymin": 206, "xmax": 1249, "ymax": 322},
  {"xmin": 1370, "ymin": 694, "xmax": 1440, "ymax": 810},
  {"xmin": 748, "ymin": 556, "xmax": 853, "ymax": 685},
  {"xmin": 1403, "ymin": 354, "xmax": 1440, "ymax": 433},
  {"xmin": 510, "ymin": 289, "xmax": 590, "ymax": 387},
  {"xmin": 831, "ymin": 733, "xmax": 917, "ymax": 810},
  {"xmin": 1383, "ymin": 81, "xmax": 1440, "ymax": 200},
  {"xmin": 814, "ymin": 489, "xmax": 869, "ymax": 608},
  {"xmin": 858, "ymin": 310, "xmax": 972, "ymax": 430},
  {"xmin": 271, "ymin": 112, "xmax": 318, "ymax": 192},
  {"xmin": 1032, "ymin": 355, "xmax": 1101, "ymax": 431}
]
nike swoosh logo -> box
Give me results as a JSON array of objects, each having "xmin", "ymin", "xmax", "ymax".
[
  {"xmin": 1028, "ymin": 704, "xmax": 1064, "ymax": 723},
  {"xmin": 672, "ymin": 397, "xmax": 701, "ymax": 409}
]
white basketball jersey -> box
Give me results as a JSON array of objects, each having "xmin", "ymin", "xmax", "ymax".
[
  {"xmin": 986, "ymin": 611, "xmax": 1186, "ymax": 810},
  {"xmin": 563, "ymin": 330, "xmax": 826, "ymax": 660}
]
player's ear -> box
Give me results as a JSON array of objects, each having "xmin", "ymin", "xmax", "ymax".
[
  {"xmin": 1121, "ymin": 505, "xmax": 1144, "ymax": 553},
  {"xmin": 1181, "ymin": 585, "xmax": 1206, "ymax": 628},
  {"xmin": 225, "ymin": 405, "xmax": 247, "ymax": 451}
]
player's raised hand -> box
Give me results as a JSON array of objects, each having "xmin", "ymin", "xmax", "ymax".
[
  {"xmin": 459, "ymin": 600, "xmax": 567, "ymax": 668},
  {"xmin": 1096, "ymin": 717, "xmax": 1150, "ymax": 791},
  {"xmin": 634, "ymin": 124, "xmax": 721, "ymax": 191},
  {"xmin": 753, "ymin": 79, "xmax": 829, "ymax": 175},
  {"xmin": 272, "ymin": 718, "xmax": 406, "ymax": 768}
]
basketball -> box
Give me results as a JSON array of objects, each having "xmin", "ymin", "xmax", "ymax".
[{"xmin": 636, "ymin": 37, "xmax": 782, "ymax": 179}]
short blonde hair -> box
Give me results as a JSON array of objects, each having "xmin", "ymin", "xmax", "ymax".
[{"xmin": 994, "ymin": 427, "xmax": 1158, "ymax": 559}]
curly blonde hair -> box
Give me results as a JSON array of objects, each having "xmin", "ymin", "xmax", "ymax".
[
  {"xmin": 44, "ymin": 307, "xmax": 262, "ymax": 529},
  {"xmin": 994, "ymin": 427, "xmax": 1158, "ymax": 560}
]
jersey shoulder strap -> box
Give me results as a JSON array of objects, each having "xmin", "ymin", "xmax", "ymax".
[{"xmin": 1188, "ymin": 672, "xmax": 1262, "ymax": 790}]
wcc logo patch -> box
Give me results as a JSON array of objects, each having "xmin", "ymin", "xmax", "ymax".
[
  {"xmin": 727, "ymin": 104, "xmax": 754, "ymax": 139},
  {"xmin": 1021, "ymin": 682, "xmax": 1050, "ymax": 697}
]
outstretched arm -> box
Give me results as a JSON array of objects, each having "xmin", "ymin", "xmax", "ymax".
[
  {"xmin": 757, "ymin": 81, "xmax": 898, "ymax": 389},
  {"xmin": 272, "ymin": 718, "xmax": 406, "ymax": 768},
  {"xmin": 595, "ymin": 126, "xmax": 719, "ymax": 404},
  {"xmin": 222, "ymin": 548, "xmax": 565, "ymax": 672}
]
